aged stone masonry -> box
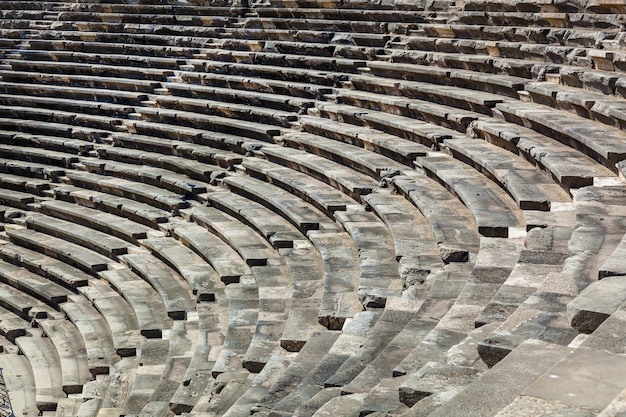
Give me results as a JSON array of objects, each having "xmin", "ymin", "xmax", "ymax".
[{"xmin": 1, "ymin": 0, "xmax": 626, "ymax": 415}]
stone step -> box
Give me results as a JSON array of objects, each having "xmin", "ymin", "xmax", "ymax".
[
  {"xmin": 15, "ymin": 333, "xmax": 66, "ymax": 412},
  {"xmin": 168, "ymin": 221, "xmax": 251, "ymax": 284},
  {"xmin": 120, "ymin": 252, "xmax": 197, "ymax": 320},
  {"xmin": 308, "ymin": 231, "xmax": 363, "ymax": 330},
  {"xmin": 37, "ymin": 318, "xmax": 92, "ymax": 394},
  {"xmin": 241, "ymin": 157, "xmax": 356, "ymax": 217},
  {"xmin": 140, "ymin": 237, "xmax": 223, "ymax": 302},
  {"xmin": 0, "ymin": 353, "xmax": 38, "ymax": 417},
  {"xmin": 189, "ymin": 205, "xmax": 280, "ymax": 267}
]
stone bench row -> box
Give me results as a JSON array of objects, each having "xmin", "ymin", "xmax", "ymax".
[
  {"xmin": 212, "ymin": 176, "xmax": 338, "ymax": 236},
  {"xmin": 414, "ymin": 23, "xmax": 618, "ymax": 48},
  {"xmin": 337, "ymin": 73, "xmax": 626, "ymax": 178},
  {"xmin": 177, "ymin": 70, "xmax": 334, "ymax": 100},
  {"xmin": 83, "ymin": 150, "xmax": 224, "ymax": 195},
  {"xmin": 3, "ymin": 226, "xmax": 174, "ymax": 335},
  {"xmin": 63, "ymin": 165, "xmax": 186, "ymax": 213},
  {"xmin": 0, "ymin": 80, "xmax": 147, "ymax": 106},
  {"xmin": 0, "ymin": 129, "xmax": 94, "ymax": 155},
  {"xmin": 308, "ymin": 104, "xmax": 538, "ymax": 235},
  {"xmin": 52, "ymin": 11, "xmax": 237, "ymax": 26},
  {"xmin": 365, "ymin": 60, "xmax": 626, "ymax": 133},
  {"xmin": 475, "ymin": 187, "xmax": 626, "ymax": 370},
  {"xmin": 0, "ymin": 68, "xmax": 162, "ymax": 93},
  {"xmin": 115, "ymin": 120, "xmax": 267, "ymax": 157},
  {"xmin": 134, "ymin": 106, "xmax": 283, "ymax": 144},
  {"xmin": 0, "ymin": 117, "xmax": 105, "ymax": 147},
  {"xmin": 3, "ymin": 58, "xmax": 175, "ymax": 82},
  {"xmin": 421, "ymin": 339, "xmax": 626, "ymax": 416},
  {"xmin": 153, "ymin": 94, "xmax": 298, "ymax": 129},
  {"xmin": 0, "ymin": 3, "xmax": 437, "ymax": 20},
  {"xmin": 0, "ymin": 2, "xmax": 245, "ymax": 14},
  {"xmin": 397, "ymin": 35, "xmax": 622, "ymax": 73},
  {"xmin": 164, "ymin": 81, "xmax": 315, "ymax": 115},
  {"xmin": 53, "ymin": 183, "xmax": 172, "ymax": 227},
  {"xmin": 0, "ymin": 104, "xmax": 125, "ymax": 135}
]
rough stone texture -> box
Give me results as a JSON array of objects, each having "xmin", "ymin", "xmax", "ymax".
[
  {"xmin": 1, "ymin": 2, "xmax": 626, "ymax": 417},
  {"xmin": 567, "ymin": 275, "xmax": 626, "ymax": 333}
]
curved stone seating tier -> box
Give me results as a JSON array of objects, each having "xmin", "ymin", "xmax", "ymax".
[
  {"xmin": 168, "ymin": 220, "xmax": 252, "ymax": 284},
  {"xmin": 394, "ymin": 35, "xmax": 624, "ymax": 74},
  {"xmin": 0, "ymin": 81, "xmax": 148, "ymax": 106},
  {"xmin": 496, "ymin": 100, "xmax": 626, "ymax": 172},
  {"xmin": 524, "ymin": 81, "xmax": 626, "ymax": 127},
  {"xmin": 199, "ymin": 60, "xmax": 350, "ymax": 87},
  {"xmin": 476, "ymin": 218, "xmax": 574, "ymax": 328},
  {"xmin": 0, "ymin": 69, "xmax": 163, "ymax": 93},
  {"xmin": 0, "ymin": 117, "xmax": 110, "ymax": 144},
  {"xmin": 334, "ymin": 206, "xmax": 404, "ymax": 304},
  {"xmin": 277, "ymin": 239, "xmax": 327, "ymax": 352},
  {"xmin": 15, "ymin": 330, "xmax": 66, "ymax": 412},
  {"xmin": 315, "ymin": 101, "xmax": 466, "ymax": 149},
  {"xmin": 153, "ymin": 94, "xmax": 298, "ymax": 128},
  {"xmin": 139, "ymin": 237, "xmax": 223, "ymax": 302},
  {"xmin": 1, "ymin": 130, "xmax": 94, "ymax": 156},
  {"xmin": 39, "ymin": 199, "xmax": 151, "ymax": 244},
  {"xmin": 61, "ymin": 295, "xmax": 121, "ymax": 375},
  {"xmin": 53, "ymin": 184, "xmax": 173, "ymax": 227},
  {"xmin": 116, "ymin": 120, "xmax": 268, "ymax": 156},
  {"xmin": 330, "ymin": 88, "xmax": 484, "ymax": 134},
  {"xmin": 0, "ymin": 187, "xmax": 37, "ymax": 209},
  {"xmin": 260, "ymin": 145, "xmax": 381, "ymax": 200},
  {"xmin": 241, "ymin": 157, "xmax": 357, "ymax": 216},
  {"xmin": 81, "ymin": 153, "xmax": 219, "ymax": 196},
  {"xmin": 25, "ymin": 38, "xmax": 211, "ymax": 60},
  {"xmin": 203, "ymin": 185, "xmax": 313, "ymax": 244},
  {"xmin": 168, "ymin": 301, "xmax": 229, "ymax": 413},
  {"xmin": 0, "ymin": 144, "xmax": 80, "ymax": 174},
  {"xmin": 278, "ymin": 131, "xmax": 411, "ymax": 180},
  {"xmin": 242, "ymin": 263, "xmax": 292, "ymax": 373},
  {"xmin": 99, "ymin": 267, "xmax": 174, "ymax": 335},
  {"xmin": 64, "ymin": 170, "xmax": 189, "ymax": 212},
  {"xmin": 5, "ymin": 226, "xmax": 112, "ymax": 274},
  {"xmin": 178, "ymin": 71, "xmax": 335, "ymax": 100},
  {"xmin": 0, "ymin": 277, "xmax": 62, "ymax": 324},
  {"xmin": 217, "ymin": 173, "xmax": 342, "ymax": 234},
  {"xmin": 163, "ymin": 81, "xmax": 315, "ymax": 114},
  {"xmin": 1, "ymin": 1, "xmax": 626, "ymax": 416},
  {"xmin": 308, "ymin": 231, "xmax": 363, "ymax": 330},
  {"xmin": 365, "ymin": 61, "xmax": 531, "ymax": 99},
  {"xmin": 300, "ymin": 115, "xmax": 430, "ymax": 167},
  {"xmin": 0, "ymin": 255, "xmax": 73, "ymax": 309},
  {"xmin": 36, "ymin": 318, "xmax": 92, "ymax": 394},
  {"xmin": 2, "ymin": 58, "xmax": 176, "ymax": 81},
  {"xmin": 0, "ymin": 242, "xmax": 92, "ymax": 289},
  {"xmin": 24, "ymin": 213, "xmax": 131, "ymax": 259},
  {"xmin": 0, "ymin": 95, "xmax": 136, "ymax": 125},
  {"xmin": 347, "ymin": 74, "xmax": 508, "ymax": 116},
  {"xmin": 76, "ymin": 280, "xmax": 145, "ymax": 358},
  {"xmin": 469, "ymin": 119, "xmax": 618, "ymax": 190},
  {"xmin": 410, "ymin": 23, "xmax": 618, "ymax": 48},
  {"xmin": 477, "ymin": 186, "xmax": 626, "ymax": 368},
  {"xmin": 210, "ymin": 277, "xmax": 258, "ymax": 376},
  {"xmin": 120, "ymin": 252, "xmax": 196, "ymax": 320},
  {"xmin": 0, "ymin": 353, "xmax": 38, "ymax": 416},
  {"xmin": 394, "ymin": 172, "xmax": 481, "ymax": 263},
  {"xmin": 414, "ymin": 153, "xmax": 527, "ymax": 237},
  {"xmin": 135, "ymin": 106, "xmax": 283, "ymax": 143}
]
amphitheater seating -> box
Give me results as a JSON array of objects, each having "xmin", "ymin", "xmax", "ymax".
[{"xmin": 1, "ymin": 0, "xmax": 626, "ymax": 416}]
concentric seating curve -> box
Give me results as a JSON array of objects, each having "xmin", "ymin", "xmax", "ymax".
[{"xmin": 1, "ymin": 1, "xmax": 626, "ymax": 416}]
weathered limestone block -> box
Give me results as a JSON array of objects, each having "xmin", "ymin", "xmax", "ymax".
[{"xmin": 567, "ymin": 276, "xmax": 626, "ymax": 334}]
